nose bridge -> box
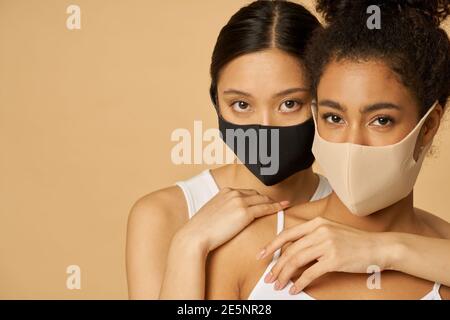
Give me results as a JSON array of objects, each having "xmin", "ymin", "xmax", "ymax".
[
  {"xmin": 346, "ymin": 122, "xmax": 366, "ymax": 145},
  {"xmin": 260, "ymin": 107, "xmax": 274, "ymax": 126}
]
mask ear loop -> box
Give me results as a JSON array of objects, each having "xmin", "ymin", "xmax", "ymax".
[
  {"xmin": 310, "ymin": 99, "xmax": 321, "ymax": 134},
  {"xmin": 414, "ymin": 100, "xmax": 439, "ymax": 161}
]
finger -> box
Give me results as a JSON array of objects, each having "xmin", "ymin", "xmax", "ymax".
[
  {"xmin": 263, "ymin": 233, "xmax": 316, "ymax": 283},
  {"xmin": 247, "ymin": 201, "xmax": 290, "ymax": 219},
  {"xmin": 219, "ymin": 190, "xmax": 254, "ymax": 205},
  {"xmin": 243, "ymin": 194, "xmax": 275, "ymax": 206},
  {"xmin": 235, "ymin": 189, "xmax": 259, "ymax": 196},
  {"xmin": 257, "ymin": 217, "xmax": 329, "ymax": 260},
  {"xmin": 258, "ymin": 219, "xmax": 321, "ymax": 259},
  {"xmin": 218, "ymin": 186, "xmax": 232, "ymax": 194},
  {"xmin": 272, "ymin": 246, "xmax": 322, "ymax": 290},
  {"xmin": 226, "ymin": 189, "xmax": 258, "ymax": 203},
  {"xmin": 220, "ymin": 188, "xmax": 258, "ymax": 199},
  {"xmin": 289, "ymin": 260, "xmax": 332, "ymax": 295}
]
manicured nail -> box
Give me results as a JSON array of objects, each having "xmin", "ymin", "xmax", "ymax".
[
  {"xmin": 280, "ymin": 200, "xmax": 290, "ymax": 207},
  {"xmin": 256, "ymin": 249, "xmax": 266, "ymax": 260},
  {"xmin": 289, "ymin": 285, "xmax": 298, "ymax": 295},
  {"xmin": 264, "ymin": 271, "xmax": 274, "ymax": 283},
  {"xmin": 274, "ymin": 281, "xmax": 281, "ymax": 290}
]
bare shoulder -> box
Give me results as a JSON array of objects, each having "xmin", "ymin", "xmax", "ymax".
[
  {"xmin": 128, "ymin": 185, "xmax": 188, "ymax": 231},
  {"xmin": 415, "ymin": 209, "xmax": 450, "ymax": 299},
  {"xmin": 126, "ymin": 185, "xmax": 188, "ymax": 299},
  {"xmin": 415, "ymin": 208, "xmax": 450, "ymax": 239}
]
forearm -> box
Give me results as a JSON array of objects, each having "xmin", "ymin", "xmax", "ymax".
[
  {"xmin": 159, "ymin": 230, "xmax": 209, "ymax": 299},
  {"xmin": 380, "ymin": 232, "xmax": 450, "ymax": 286}
]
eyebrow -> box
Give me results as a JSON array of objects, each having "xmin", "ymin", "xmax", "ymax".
[
  {"xmin": 318, "ymin": 99, "xmax": 346, "ymax": 111},
  {"xmin": 274, "ymin": 87, "xmax": 308, "ymax": 98},
  {"xmin": 318, "ymin": 100, "xmax": 402, "ymax": 113},
  {"xmin": 223, "ymin": 87, "xmax": 308, "ymax": 98},
  {"xmin": 223, "ymin": 89, "xmax": 252, "ymax": 97},
  {"xmin": 362, "ymin": 103, "xmax": 401, "ymax": 113}
]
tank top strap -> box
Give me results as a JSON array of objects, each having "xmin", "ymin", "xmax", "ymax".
[
  {"xmin": 175, "ymin": 169, "xmax": 220, "ymax": 219},
  {"xmin": 432, "ymin": 282, "xmax": 441, "ymax": 296},
  {"xmin": 276, "ymin": 210, "xmax": 285, "ymax": 235},
  {"xmin": 272, "ymin": 210, "xmax": 285, "ymax": 260}
]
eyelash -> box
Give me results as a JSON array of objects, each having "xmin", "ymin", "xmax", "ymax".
[
  {"xmin": 279, "ymin": 100, "xmax": 303, "ymax": 112},
  {"xmin": 321, "ymin": 113, "xmax": 396, "ymax": 127},
  {"xmin": 230, "ymin": 101, "xmax": 251, "ymax": 112},
  {"xmin": 229, "ymin": 100, "xmax": 303, "ymax": 113},
  {"xmin": 322, "ymin": 112, "xmax": 344, "ymax": 124},
  {"xmin": 370, "ymin": 115, "xmax": 395, "ymax": 126}
]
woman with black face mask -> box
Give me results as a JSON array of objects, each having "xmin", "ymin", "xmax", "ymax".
[
  {"xmin": 127, "ymin": 0, "xmax": 331, "ymax": 299},
  {"xmin": 127, "ymin": 0, "xmax": 450, "ymax": 300}
]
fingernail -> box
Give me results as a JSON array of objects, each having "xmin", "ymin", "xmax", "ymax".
[
  {"xmin": 280, "ymin": 200, "xmax": 290, "ymax": 206},
  {"xmin": 289, "ymin": 285, "xmax": 298, "ymax": 295},
  {"xmin": 256, "ymin": 249, "xmax": 266, "ymax": 260},
  {"xmin": 264, "ymin": 271, "xmax": 274, "ymax": 283},
  {"xmin": 274, "ymin": 281, "xmax": 281, "ymax": 290}
]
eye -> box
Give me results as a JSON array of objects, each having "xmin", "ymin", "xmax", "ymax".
[
  {"xmin": 279, "ymin": 100, "xmax": 301, "ymax": 113},
  {"xmin": 370, "ymin": 116, "xmax": 394, "ymax": 127},
  {"xmin": 231, "ymin": 101, "xmax": 251, "ymax": 113},
  {"xmin": 322, "ymin": 113, "xmax": 345, "ymax": 125}
]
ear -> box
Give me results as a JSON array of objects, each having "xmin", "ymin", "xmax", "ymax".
[{"xmin": 414, "ymin": 103, "xmax": 443, "ymax": 160}]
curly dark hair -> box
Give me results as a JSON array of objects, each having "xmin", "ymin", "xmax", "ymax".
[{"xmin": 306, "ymin": 0, "xmax": 450, "ymax": 116}]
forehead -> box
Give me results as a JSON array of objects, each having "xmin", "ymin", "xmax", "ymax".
[
  {"xmin": 317, "ymin": 59, "xmax": 417, "ymax": 109},
  {"xmin": 217, "ymin": 48, "xmax": 307, "ymax": 93}
]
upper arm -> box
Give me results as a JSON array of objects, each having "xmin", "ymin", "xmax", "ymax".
[{"xmin": 126, "ymin": 186, "xmax": 188, "ymax": 299}]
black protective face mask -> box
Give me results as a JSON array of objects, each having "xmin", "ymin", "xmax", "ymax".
[{"xmin": 217, "ymin": 114, "xmax": 315, "ymax": 186}]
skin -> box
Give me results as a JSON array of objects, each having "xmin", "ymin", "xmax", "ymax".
[
  {"xmin": 126, "ymin": 48, "xmax": 320, "ymax": 299},
  {"xmin": 206, "ymin": 59, "xmax": 450, "ymax": 299},
  {"xmin": 126, "ymin": 49, "xmax": 450, "ymax": 299}
]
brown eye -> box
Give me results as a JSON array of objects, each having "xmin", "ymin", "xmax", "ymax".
[
  {"xmin": 231, "ymin": 101, "xmax": 251, "ymax": 112},
  {"xmin": 285, "ymin": 100, "xmax": 295, "ymax": 108},
  {"xmin": 371, "ymin": 116, "xmax": 393, "ymax": 126},
  {"xmin": 323, "ymin": 113, "xmax": 344, "ymax": 124},
  {"xmin": 279, "ymin": 100, "xmax": 301, "ymax": 113}
]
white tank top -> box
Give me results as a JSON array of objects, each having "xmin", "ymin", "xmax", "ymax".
[{"xmin": 175, "ymin": 169, "xmax": 442, "ymax": 300}]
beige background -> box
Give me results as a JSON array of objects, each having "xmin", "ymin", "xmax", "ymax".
[{"xmin": 0, "ymin": 0, "xmax": 449, "ymax": 299}]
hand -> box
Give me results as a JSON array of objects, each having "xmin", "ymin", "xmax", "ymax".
[
  {"xmin": 178, "ymin": 187, "xmax": 290, "ymax": 253},
  {"xmin": 256, "ymin": 217, "xmax": 387, "ymax": 295}
]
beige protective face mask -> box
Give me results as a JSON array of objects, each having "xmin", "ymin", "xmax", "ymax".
[{"xmin": 311, "ymin": 101, "xmax": 438, "ymax": 216}]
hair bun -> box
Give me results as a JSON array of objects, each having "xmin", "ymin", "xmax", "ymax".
[{"xmin": 316, "ymin": 0, "xmax": 450, "ymax": 27}]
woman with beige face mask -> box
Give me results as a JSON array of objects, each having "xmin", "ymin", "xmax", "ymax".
[
  {"xmin": 256, "ymin": 0, "xmax": 450, "ymax": 299},
  {"xmin": 126, "ymin": 0, "xmax": 450, "ymax": 300}
]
